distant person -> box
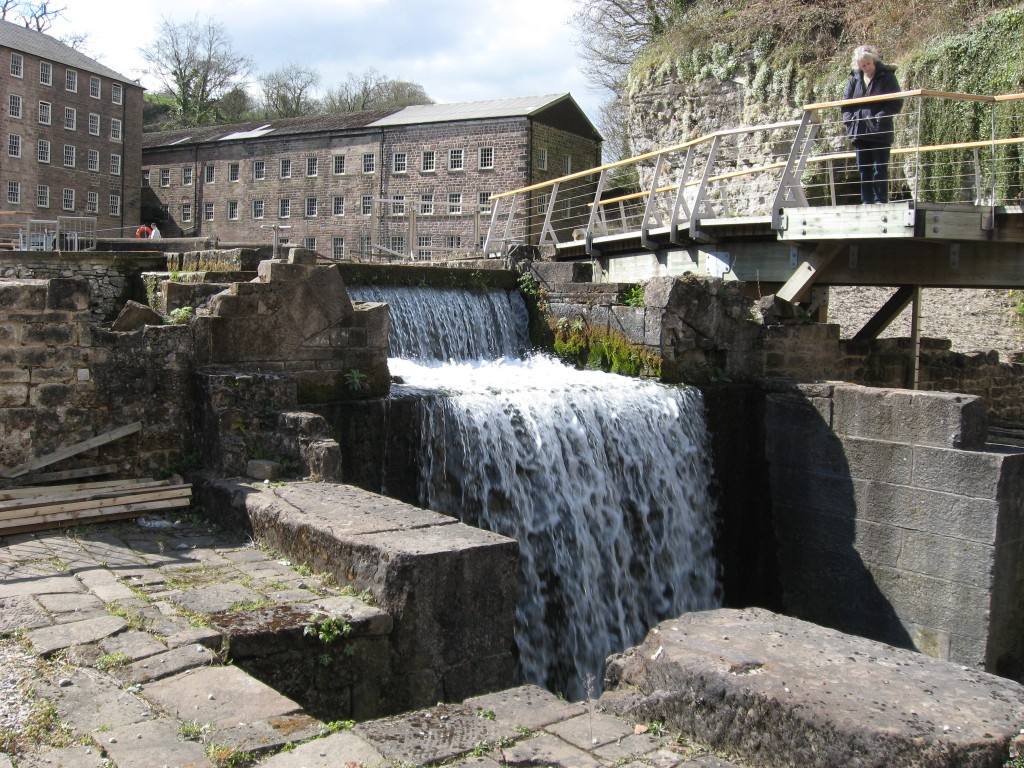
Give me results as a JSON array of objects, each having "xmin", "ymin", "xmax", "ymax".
[
  {"xmin": 134, "ymin": 223, "xmax": 152, "ymax": 238},
  {"xmin": 149, "ymin": 223, "xmax": 162, "ymax": 239},
  {"xmin": 841, "ymin": 45, "xmax": 903, "ymax": 205}
]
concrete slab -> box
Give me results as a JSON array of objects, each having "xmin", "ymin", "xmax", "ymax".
[
  {"xmin": 464, "ymin": 684, "xmax": 586, "ymax": 730},
  {"xmin": 256, "ymin": 729, "xmax": 387, "ymax": 767},
  {"xmin": 603, "ymin": 608, "xmax": 1024, "ymax": 768},
  {"xmin": 115, "ymin": 643, "xmax": 218, "ymax": 684},
  {"xmin": 101, "ymin": 717, "xmax": 213, "ymax": 768},
  {"xmin": 141, "ymin": 665, "xmax": 303, "ymax": 728},
  {"xmin": 27, "ymin": 615, "xmax": 128, "ymax": 656}
]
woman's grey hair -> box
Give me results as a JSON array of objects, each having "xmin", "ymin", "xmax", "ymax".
[{"xmin": 852, "ymin": 45, "xmax": 882, "ymax": 70}]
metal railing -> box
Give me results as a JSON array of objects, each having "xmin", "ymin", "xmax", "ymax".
[
  {"xmin": 484, "ymin": 90, "xmax": 1024, "ymax": 255},
  {"xmin": 0, "ymin": 215, "xmax": 97, "ymax": 252}
]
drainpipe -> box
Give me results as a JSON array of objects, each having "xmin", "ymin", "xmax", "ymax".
[
  {"xmin": 378, "ymin": 129, "xmax": 386, "ymax": 251},
  {"xmin": 527, "ymin": 116, "xmax": 534, "ymax": 245}
]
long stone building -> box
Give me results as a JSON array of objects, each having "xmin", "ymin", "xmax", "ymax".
[
  {"xmin": 0, "ymin": 20, "xmax": 144, "ymax": 241},
  {"xmin": 141, "ymin": 94, "xmax": 601, "ymax": 259}
]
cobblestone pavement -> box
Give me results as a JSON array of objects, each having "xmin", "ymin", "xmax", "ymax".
[{"xmin": 0, "ymin": 516, "xmax": 742, "ymax": 768}]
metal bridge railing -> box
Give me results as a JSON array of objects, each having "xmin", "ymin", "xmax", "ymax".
[{"xmin": 484, "ymin": 90, "xmax": 1024, "ymax": 256}]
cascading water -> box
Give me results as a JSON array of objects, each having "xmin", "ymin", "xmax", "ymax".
[{"xmin": 349, "ymin": 284, "xmax": 720, "ymax": 700}]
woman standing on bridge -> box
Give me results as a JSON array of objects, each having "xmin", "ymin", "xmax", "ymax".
[{"xmin": 842, "ymin": 45, "xmax": 903, "ymax": 205}]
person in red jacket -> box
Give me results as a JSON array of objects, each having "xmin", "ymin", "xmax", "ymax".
[{"xmin": 841, "ymin": 45, "xmax": 904, "ymax": 205}]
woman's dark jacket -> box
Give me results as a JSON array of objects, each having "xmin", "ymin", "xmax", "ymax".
[{"xmin": 842, "ymin": 65, "xmax": 903, "ymax": 147}]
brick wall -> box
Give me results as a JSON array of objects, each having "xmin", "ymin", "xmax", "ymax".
[{"xmin": 0, "ymin": 278, "xmax": 194, "ymax": 478}]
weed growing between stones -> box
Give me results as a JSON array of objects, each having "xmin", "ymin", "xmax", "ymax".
[
  {"xmin": 205, "ymin": 742, "xmax": 254, "ymax": 768},
  {"xmin": 304, "ymin": 615, "xmax": 352, "ymax": 645},
  {"xmin": 106, "ymin": 601, "xmax": 150, "ymax": 632},
  {"xmin": 93, "ymin": 652, "xmax": 130, "ymax": 672}
]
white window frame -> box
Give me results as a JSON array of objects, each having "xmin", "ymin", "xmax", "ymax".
[
  {"xmin": 142, "ymin": 170, "xmax": 149, "ymax": 187},
  {"xmin": 9, "ymin": 94, "xmax": 22, "ymax": 119},
  {"xmin": 37, "ymin": 184, "xmax": 49, "ymax": 208},
  {"xmin": 448, "ymin": 148, "xmax": 464, "ymax": 171},
  {"xmin": 111, "ymin": 84, "xmax": 123, "ymax": 105},
  {"xmin": 65, "ymin": 69, "xmax": 77, "ymax": 92},
  {"xmin": 38, "ymin": 101, "xmax": 51, "ymax": 125},
  {"xmin": 86, "ymin": 191, "xmax": 98, "ymax": 214},
  {"xmin": 359, "ymin": 235, "xmax": 372, "ymax": 255},
  {"xmin": 8, "ymin": 134, "xmax": 21, "ymax": 158},
  {"xmin": 389, "ymin": 235, "xmax": 406, "ymax": 253},
  {"xmin": 479, "ymin": 146, "xmax": 494, "ymax": 169},
  {"xmin": 421, "ymin": 150, "xmax": 435, "ymax": 173},
  {"xmin": 181, "ymin": 202, "xmax": 193, "ymax": 222},
  {"xmin": 88, "ymin": 113, "xmax": 99, "ymax": 135},
  {"xmin": 420, "ymin": 193, "xmax": 433, "ymax": 215},
  {"xmin": 538, "ymin": 148, "xmax": 548, "ymax": 171},
  {"xmin": 305, "ymin": 197, "xmax": 318, "ymax": 218},
  {"xmin": 332, "ymin": 195, "xmax": 345, "ymax": 216},
  {"xmin": 332, "ymin": 236, "xmax": 345, "ymax": 259},
  {"xmin": 160, "ymin": 168, "xmax": 170, "ymax": 187},
  {"xmin": 64, "ymin": 106, "xmax": 76, "ymax": 130},
  {"xmin": 87, "ymin": 149, "xmax": 99, "ymax": 172},
  {"xmin": 417, "ymin": 234, "xmax": 431, "ymax": 259},
  {"xmin": 333, "ymin": 155, "xmax": 345, "ymax": 175},
  {"xmin": 37, "ymin": 139, "xmax": 50, "ymax": 164},
  {"xmin": 182, "ymin": 166, "xmax": 193, "ymax": 186},
  {"xmin": 63, "ymin": 144, "xmax": 75, "ymax": 168},
  {"xmin": 252, "ymin": 199, "xmax": 264, "ymax": 219},
  {"xmin": 110, "ymin": 118, "xmax": 122, "ymax": 141},
  {"xmin": 361, "ymin": 195, "xmax": 373, "ymax": 216},
  {"xmin": 204, "ymin": 202, "xmax": 215, "ymax": 221},
  {"xmin": 362, "ymin": 153, "xmax": 375, "ymax": 174},
  {"xmin": 110, "ymin": 153, "xmax": 121, "ymax": 176},
  {"xmin": 204, "ymin": 164, "xmax": 215, "ymax": 184},
  {"xmin": 254, "ymin": 159, "xmax": 266, "ymax": 180},
  {"xmin": 39, "ymin": 61, "xmax": 51, "ymax": 86},
  {"xmin": 228, "ymin": 201, "xmax": 239, "ymax": 220},
  {"xmin": 563, "ymin": 154, "xmax": 572, "ymax": 174},
  {"xmin": 478, "ymin": 191, "xmax": 492, "ymax": 213},
  {"xmin": 89, "ymin": 76, "xmax": 101, "ymax": 99},
  {"xmin": 393, "ymin": 152, "xmax": 407, "ymax": 173},
  {"xmin": 447, "ymin": 192, "xmax": 462, "ymax": 214},
  {"xmin": 303, "ymin": 236, "xmax": 316, "ymax": 250},
  {"xmin": 8, "ymin": 181, "xmax": 21, "ymax": 204},
  {"xmin": 446, "ymin": 234, "xmax": 462, "ymax": 249},
  {"xmin": 391, "ymin": 195, "xmax": 405, "ymax": 216},
  {"xmin": 306, "ymin": 156, "xmax": 318, "ymax": 177},
  {"xmin": 62, "ymin": 188, "xmax": 74, "ymax": 211},
  {"xmin": 279, "ymin": 158, "xmax": 291, "ymax": 178},
  {"xmin": 279, "ymin": 198, "xmax": 291, "ymax": 219},
  {"xmin": 10, "ymin": 53, "xmax": 23, "ymax": 78},
  {"xmin": 109, "ymin": 194, "xmax": 121, "ymax": 216}
]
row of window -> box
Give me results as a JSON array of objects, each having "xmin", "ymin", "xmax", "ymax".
[
  {"xmin": 6, "ymin": 180, "xmax": 119, "ymax": 214},
  {"xmin": 7, "ymin": 134, "xmax": 121, "ymax": 173},
  {"xmin": 249, "ymin": 234, "xmax": 469, "ymax": 260},
  {"xmin": 9, "ymin": 53, "xmax": 123, "ymax": 103},
  {"xmin": 186, "ymin": 191, "xmax": 493, "ymax": 223},
  {"xmin": 146, "ymin": 146, "xmax": 497, "ymax": 188},
  {"xmin": 7, "ymin": 96, "xmax": 122, "ymax": 139}
]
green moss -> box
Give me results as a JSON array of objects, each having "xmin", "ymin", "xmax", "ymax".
[{"xmin": 550, "ymin": 319, "xmax": 661, "ymax": 378}]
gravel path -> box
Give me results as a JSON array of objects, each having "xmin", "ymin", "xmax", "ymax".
[
  {"xmin": 828, "ymin": 287, "xmax": 1024, "ymax": 362},
  {"xmin": 0, "ymin": 638, "xmax": 38, "ymax": 736}
]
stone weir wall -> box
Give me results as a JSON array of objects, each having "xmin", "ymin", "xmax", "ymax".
[
  {"xmin": 0, "ymin": 278, "xmax": 194, "ymax": 479},
  {"xmin": 0, "ymin": 251, "xmax": 167, "ymax": 322}
]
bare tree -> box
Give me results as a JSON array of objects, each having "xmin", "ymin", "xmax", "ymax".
[
  {"xmin": 216, "ymin": 86, "xmax": 257, "ymax": 124},
  {"xmin": 1, "ymin": 0, "xmax": 86, "ymax": 48},
  {"xmin": 140, "ymin": 15, "xmax": 253, "ymax": 127},
  {"xmin": 258, "ymin": 63, "xmax": 321, "ymax": 118},
  {"xmin": 321, "ymin": 68, "xmax": 432, "ymax": 114}
]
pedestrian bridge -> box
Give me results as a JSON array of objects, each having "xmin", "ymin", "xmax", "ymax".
[{"xmin": 484, "ymin": 89, "xmax": 1024, "ymax": 308}]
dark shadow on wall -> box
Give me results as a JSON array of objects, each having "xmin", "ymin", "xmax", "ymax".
[{"xmin": 761, "ymin": 381, "xmax": 914, "ymax": 650}]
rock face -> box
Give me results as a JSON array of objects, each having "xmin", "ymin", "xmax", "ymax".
[{"xmin": 603, "ymin": 608, "xmax": 1024, "ymax": 768}]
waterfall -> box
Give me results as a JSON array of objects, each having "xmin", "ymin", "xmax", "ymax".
[{"xmin": 349, "ymin": 285, "xmax": 720, "ymax": 700}]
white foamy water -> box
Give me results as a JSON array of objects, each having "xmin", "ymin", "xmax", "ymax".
[{"xmin": 350, "ymin": 286, "xmax": 720, "ymax": 699}]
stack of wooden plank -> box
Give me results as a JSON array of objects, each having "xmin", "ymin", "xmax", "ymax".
[{"xmin": 0, "ymin": 478, "xmax": 192, "ymax": 536}]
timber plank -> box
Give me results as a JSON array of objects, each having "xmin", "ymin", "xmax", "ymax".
[
  {"xmin": 0, "ymin": 486, "xmax": 191, "ymax": 523},
  {"xmin": 0, "ymin": 478, "xmax": 156, "ymax": 501},
  {"xmin": 0, "ymin": 480, "xmax": 175, "ymax": 511},
  {"xmin": 0, "ymin": 498, "xmax": 191, "ymax": 536},
  {"xmin": 15, "ymin": 464, "xmax": 120, "ymax": 485},
  {"xmin": 0, "ymin": 422, "xmax": 142, "ymax": 479}
]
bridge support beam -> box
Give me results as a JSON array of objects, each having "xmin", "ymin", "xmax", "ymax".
[{"xmin": 776, "ymin": 243, "xmax": 844, "ymax": 303}]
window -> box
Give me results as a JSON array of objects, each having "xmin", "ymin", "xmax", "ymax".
[
  {"xmin": 280, "ymin": 158, "xmax": 291, "ymax": 178},
  {"xmin": 563, "ymin": 155, "xmax": 572, "ymax": 174},
  {"xmin": 362, "ymin": 153, "xmax": 375, "ymax": 174},
  {"xmin": 110, "ymin": 154, "xmax": 121, "ymax": 176},
  {"xmin": 448, "ymin": 192, "xmax": 462, "ymax": 214},
  {"xmin": 62, "ymin": 188, "xmax": 74, "ymax": 211},
  {"xmin": 110, "ymin": 118, "xmax": 122, "ymax": 141},
  {"xmin": 64, "ymin": 107, "xmax": 76, "ymax": 130},
  {"xmin": 254, "ymin": 160, "xmax": 266, "ymax": 180},
  {"xmin": 332, "ymin": 237, "xmax": 345, "ymax": 259},
  {"xmin": 65, "ymin": 69, "xmax": 77, "ymax": 92},
  {"xmin": 391, "ymin": 195, "xmax": 405, "ymax": 216},
  {"xmin": 359, "ymin": 235, "xmax": 372, "ymax": 255},
  {"xmin": 7, "ymin": 181, "xmax": 20, "ymax": 204},
  {"xmin": 111, "ymin": 84, "xmax": 122, "ymax": 104},
  {"xmin": 333, "ymin": 155, "xmax": 345, "ymax": 174},
  {"xmin": 109, "ymin": 194, "xmax": 121, "ymax": 216},
  {"xmin": 306, "ymin": 156, "xmax": 318, "ymax": 176},
  {"xmin": 10, "ymin": 53, "xmax": 23, "ymax": 78},
  {"xmin": 8, "ymin": 134, "xmax": 21, "ymax": 158},
  {"xmin": 88, "ymin": 113, "xmax": 99, "ymax": 135},
  {"xmin": 417, "ymin": 235, "xmax": 431, "ymax": 259},
  {"xmin": 252, "ymin": 200, "xmax": 264, "ymax": 219},
  {"xmin": 160, "ymin": 168, "xmax": 170, "ymax": 187},
  {"xmin": 204, "ymin": 164, "xmax": 215, "ymax": 183},
  {"xmin": 37, "ymin": 185, "xmax": 49, "ymax": 207},
  {"xmin": 303, "ymin": 236, "xmax": 316, "ymax": 250},
  {"xmin": 393, "ymin": 152, "xmax": 407, "ymax": 173},
  {"xmin": 228, "ymin": 201, "xmax": 239, "ymax": 220},
  {"xmin": 390, "ymin": 235, "xmax": 406, "ymax": 253},
  {"xmin": 87, "ymin": 149, "xmax": 99, "ymax": 171},
  {"xmin": 478, "ymin": 191, "xmax": 492, "ymax": 213},
  {"xmin": 538, "ymin": 148, "xmax": 548, "ymax": 171},
  {"xmin": 446, "ymin": 235, "xmax": 462, "ymax": 249},
  {"xmin": 86, "ymin": 191, "xmax": 98, "ymax": 213},
  {"xmin": 421, "ymin": 150, "xmax": 435, "ymax": 172},
  {"xmin": 38, "ymin": 101, "xmax": 51, "ymax": 125},
  {"xmin": 9, "ymin": 94, "xmax": 22, "ymax": 119},
  {"xmin": 278, "ymin": 198, "xmax": 291, "ymax": 218},
  {"xmin": 229, "ymin": 162, "xmax": 239, "ymax": 182},
  {"xmin": 63, "ymin": 144, "xmax": 75, "ymax": 168},
  {"xmin": 181, "ymin": 202, "xmax": 193, "ymax": 222},
  {"xmin": 142, "ymin": 170, "xmax": 149, "ymax": 187},
  {"xmin": 361, "ymin": 195, "xmax": 373, "ymax": 215},
  {"xmin": 39, "ymin": 61, "xmax": 51, "ymax": 85},
  {"xmin": 420, "ymin": 193, "xmax": 433, "ymax": 215},
  {"xmin": 305, "ymin": 197, "xmax": 318, "ymax": 217},
  {"xmin": 89, "ymin": 76, "xmax": 100, "ymax": 99},
  {"xmin": 479, "ymin": 147, "xmax": 494, "ymax": 169},
  {"xmin": 449, "ymin": 148, "xmax": 464, "ymax": 171},
  {"xmin": 182, "ymin": 166, "xmax": 193, "ymax": 186},
  {"xmin": 332, "ymin": 195, "xmax": 345, "ymax": 216},
  {"xmin": 37, "ymin": 139, "xmax": 50, "ymax": 163},
  {"xmin": 204, "ymin": 202, "xmax": 214, "ymax": 221}
]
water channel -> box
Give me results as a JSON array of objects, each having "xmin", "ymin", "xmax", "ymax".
[{"xmin": 349, "ymin": 285, "xmax": 721, "ymax": 700}]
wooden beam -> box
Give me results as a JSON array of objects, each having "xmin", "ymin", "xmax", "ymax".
[
  {"xmin": 0, "ymin": 422, "xmax": 142, "ymax": 479},
  {"xmin": 0, "ymin": 478, "xmax": 156, "ymax": 501},
  {"xmin": 0, "ymin": 485, "xmax": 190, "ymax": 522},
  {"xmin": 776, "ymin": 243, "xmax": 844, "ymax": 303},
  {"xmin": 852, "ymin": 286, "xmax": 917, "ymax": 340},
  {"xmin": 14, "ymin": 464, "xmax": 119, "ymax": 485},
  {"xmin": 0, "ymin": 497, "xmax": 191, "ymax": 536}
]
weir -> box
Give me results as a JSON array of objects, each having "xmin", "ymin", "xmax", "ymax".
[{"xmin": 348, "ymin": 285, "xmax": 720, "ymax": 699}]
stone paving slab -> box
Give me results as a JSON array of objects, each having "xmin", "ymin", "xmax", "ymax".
[
  {"xmin": 27, "ymin": 615, "xmax": 128, "ymax": 656},
  {"xmin": 464, "ymin": 684, "xmax": 586, "ymax": 730},
  {"xmin": 16, "ymin": 745, "xmax": 107, "ymax": 767},
  {"xmin": 101, "ymin": 717, "xmax": 214, "ymax": 768},
  {"xmin": 212, "ymin": 714, "xmax": 322, "ymax": 754},
  {"xmin": 36, "ymin": 668, "xmax": 154, "ymax": 736},
  {"xmin": 99, "ymin": 629, "xmax": 167, "ymax": 661},
  {"xmin": 115, "ymin": 643, "xmax": 218, "ymax": 684},
  {"xmin": 254, "ymin": 729, "xmax": 387, "ymax": 767},
  {"xmin": 167, "ymin": 582, "xmax": 264, "ymax": 614},
  {"xmin": 0, "ymin": 574, "xmax": 84, "ymax": 598},
  {"xmin": 497, "ymin": 732, "xmax": 605, "ymax": 767},
  {"xmin": 0, "ymin": 594, "xmax": 52, "ymax": 632},
  {"xmin": 35, "ymin": 592, "xmax": 104, "ymax": 615},
  {"xmin": 544, "ymin": 710, "xmax": 635, "ymax": 750}
]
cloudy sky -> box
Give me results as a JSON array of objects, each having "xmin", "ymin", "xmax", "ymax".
[{"xmin": 46, "ymin": 0, "xmax": 603, "ymax": 124}]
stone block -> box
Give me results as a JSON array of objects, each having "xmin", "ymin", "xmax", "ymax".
[
  {"xmin": 102, "ymin": 717, "xmax": 214, "ymax": 768},
  {"xmin": 46, "ymin": 278, "xmax": 89, "ymax": 311},
  {"xmin": 839, "ymin": 435, "xmax": 914, "ymax": 484},
  {"xmin": 530, "ymin": 260, "xmax": 592, "ymax": 286},
  {"xmin": 610, "ymin": 305, "xmax": 647, "ymax": 344},
  {"xmin": 852, "ymin": 478, "xmax": 1000, "ymax": 543},
  {"xmin": 20, "ymin": 322, "xmax": 76, "ymax": 345},
  {"xmin": 0, "ymin": 384, "xmax": 28, "ymax": 407},
  {"xmin": 0, "ymin": 280, "xmax": 47, "ymax": 310},
  {"xmin": 110, "ymin": 300, "xmax": 163, "ymax": 331},
  {"xmin": 258, "ymin": 260, "xmax": 310, "ymax": 283}
]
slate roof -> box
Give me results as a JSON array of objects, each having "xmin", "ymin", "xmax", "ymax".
[
  {"xmin": 369, "ymin": 94, "xmax": 574, "ymax": 126},
  {"xmin": 0, "ymin": 19, "xmax": 134, "ymax": 84}
]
